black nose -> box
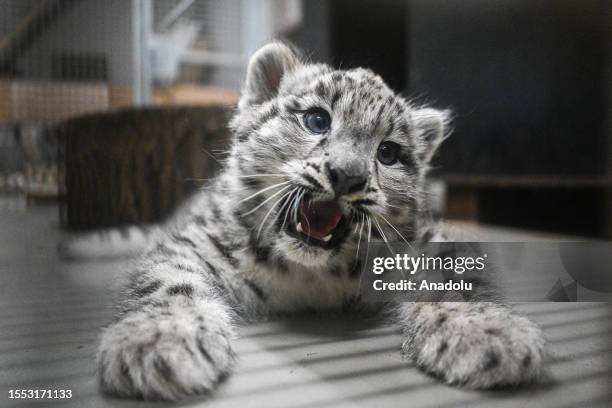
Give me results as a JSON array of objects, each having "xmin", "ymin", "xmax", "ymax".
[{"xmin": 325, "ymin": 162, "xmax": 368, "ymax": 196}]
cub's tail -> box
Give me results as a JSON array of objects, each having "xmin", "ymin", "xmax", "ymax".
[{"xmin": 58, "ymin": 225, "xmax": 161, "ymax": 260}]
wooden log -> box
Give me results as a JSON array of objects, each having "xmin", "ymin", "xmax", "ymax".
[{"xmin": 59, "ymin": 106, "xmax": 231, "ymax": 230}]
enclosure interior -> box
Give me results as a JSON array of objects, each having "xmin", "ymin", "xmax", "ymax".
[{"xmin": 0, "ymin": 1, "xmax": 611, "ymax": 407}]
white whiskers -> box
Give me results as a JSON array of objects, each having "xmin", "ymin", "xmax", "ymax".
[
  {"xmin": 377, "ymin": 212, "xmax": 414, "ymax": 251},
  {"xmin": 239, "ymin": 181, "xmax": 290, "ymax": 205},
  {"xmin": 357, "ymin": 215, "xmax": 373, "ymax": 294},
  {"xmin": 241, "ymin": 184, "xmax": 291, "ymax": 216},
  {"xmin": 354, "ymin": 211, "xmax": 365, "ymax": 263},
  {"xmin": 278, "ymin": 188, "xmax": 298, "ymax": 233},
  {"xmin": 372, "ymin": 216, "xmax": 394, "ymax": 257},
  {"xmin": 256, "ymin": 187, "xmax": 296, "ymax": 239}
]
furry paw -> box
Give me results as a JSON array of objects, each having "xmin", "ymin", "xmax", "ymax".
[
  {"xmin": 97, "ymin": 301, "xmax": 235, "ymax": 400},
  {"xmin": 402, "ymin": 303, "xmax": 546, "ymax": 388}
]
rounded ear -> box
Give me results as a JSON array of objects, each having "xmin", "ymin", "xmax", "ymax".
[
  {"xmin": 238, "ymin": 41, "xmax": 302, "ymax": 109},
  {"xmin": 413, "ymin": 108, "xmax": 452, "ymax": 163}
]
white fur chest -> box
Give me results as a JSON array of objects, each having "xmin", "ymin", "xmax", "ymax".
[{"xmin": 241, "ymin": 256, "xmax": 360, "ymax": 312}]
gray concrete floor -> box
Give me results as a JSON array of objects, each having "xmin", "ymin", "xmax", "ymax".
[{"xmin": 0, "ymin": 200, "xmax": 611, "ymax": 407}]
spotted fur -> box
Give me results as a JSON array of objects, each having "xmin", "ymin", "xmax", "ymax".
[{"xmin": 97, "ymin": 42, "xmax": 545, "ymax": 400}]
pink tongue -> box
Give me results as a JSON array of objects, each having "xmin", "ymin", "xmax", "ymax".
[{"xmin": 299, "ymin": 200, "xmax": 343, "ymax": 240}]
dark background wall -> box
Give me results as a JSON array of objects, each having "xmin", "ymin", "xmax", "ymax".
[
  {"xmin": 288, "ymin": 0, "xmax": 611, "ymax": 238},
  {"xmin": 288, "ymin": 0, "xmax": 407, "ymax": 92},
  {"xmin": 409, "ymin": 0, "xmax": 607, "ymax": 177},
  {"xmin": 329, "ymin": 0, "xmax": 407, "ymax": 92}
]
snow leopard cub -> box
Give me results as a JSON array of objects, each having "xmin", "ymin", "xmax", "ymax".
[{"xmin": 97, "ymin": 42, "xmax": 545, "ymax": 400}]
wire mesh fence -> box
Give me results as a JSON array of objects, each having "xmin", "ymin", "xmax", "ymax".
[
  {"xmin": 0, "ymin": 0, "xmax": 256, "ymax": 123},
  {"xmin": 0, "ymin": 0, "xmax": 302, "ymax": 197}
]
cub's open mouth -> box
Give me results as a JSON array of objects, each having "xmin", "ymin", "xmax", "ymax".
[{"xmin": 285, "ymin": 196, "xmax": 351, "ymax": 249}]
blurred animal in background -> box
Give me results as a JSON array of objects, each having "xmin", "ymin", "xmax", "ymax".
[{"xmin": 0, "ymin": 123, "xmax": 59, "ymax": 197}]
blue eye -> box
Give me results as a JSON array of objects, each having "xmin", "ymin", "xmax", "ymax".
[
  {"xmin": 304, "ymin": 108, "xmax": 331, "ymax": 134},
  {"xmin": 377, "ymin": 141, "xmax": 401, "ymax": 165}
]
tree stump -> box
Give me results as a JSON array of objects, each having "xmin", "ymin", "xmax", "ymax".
[{"xmin": 59, "ymin": 106, "xmax": 231, "ymax": 230}]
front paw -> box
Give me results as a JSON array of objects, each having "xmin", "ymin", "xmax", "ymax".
[
  {"xmin": 403, "ymin": 303, "xmax": 546, "ymax": 389},
  {"xmin": 97, "ymin": 302, "xmax": 235, "ymax": 400}
]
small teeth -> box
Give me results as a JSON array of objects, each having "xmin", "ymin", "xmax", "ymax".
[{"xmin": 296, "ymin": 222, "xmax": 333, "ymax": 243}]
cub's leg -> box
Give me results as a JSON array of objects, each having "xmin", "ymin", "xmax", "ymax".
[
  {"xmin": 398, "ymin": 302, "xmax": 546, "ymax": 388},
  {"xmin": 97, "ymin": 231, "xmax": 260, "ymax": 400}
]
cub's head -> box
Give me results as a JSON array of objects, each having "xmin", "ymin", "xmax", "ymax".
[{"xmin": 229, "ymin": 42, "xmax": 450, "ymax": 268}]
